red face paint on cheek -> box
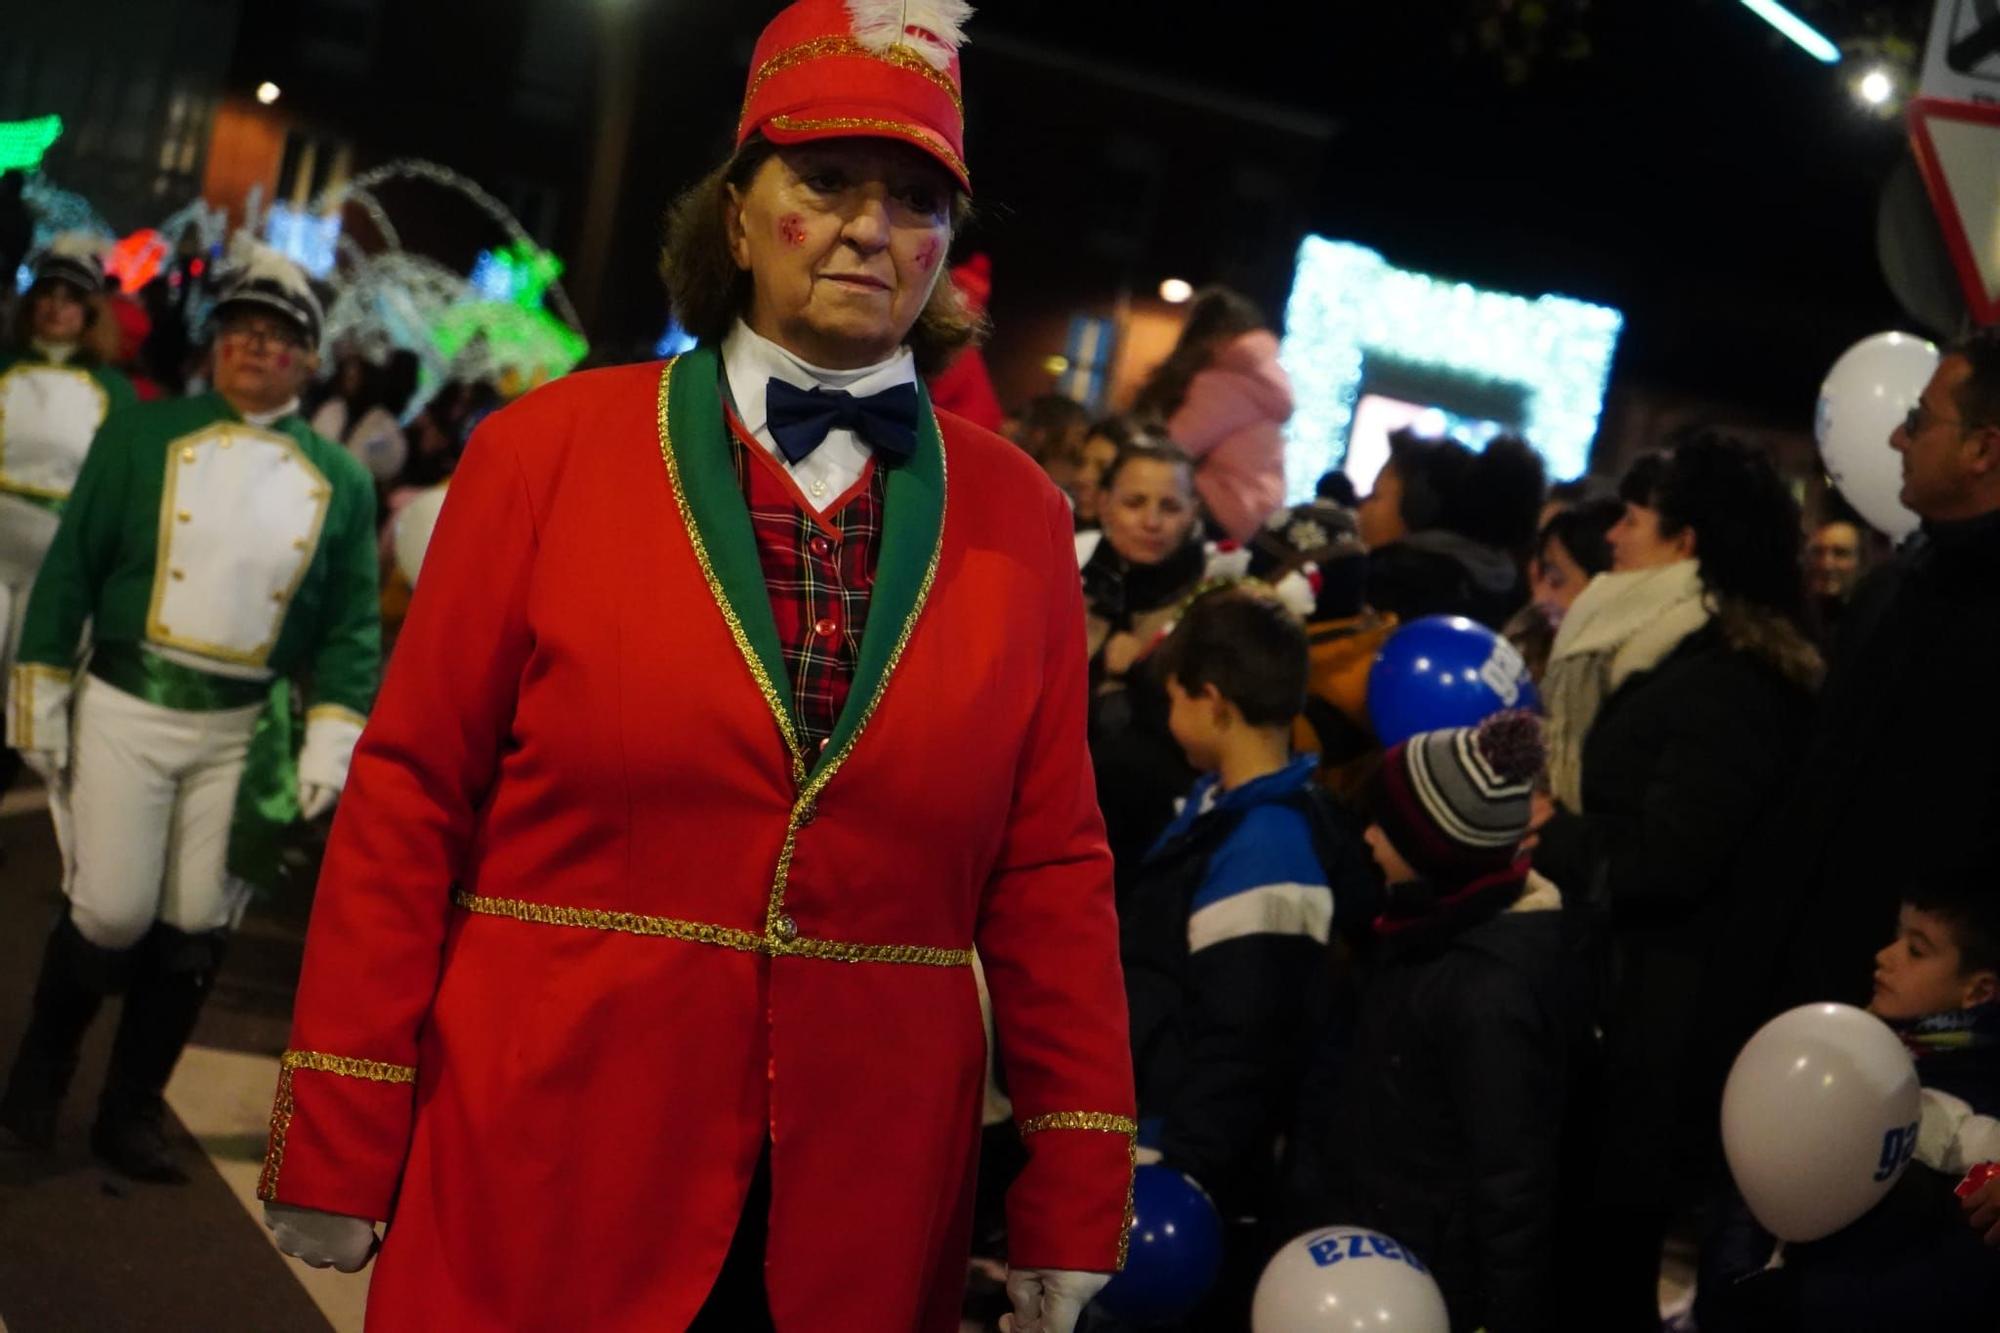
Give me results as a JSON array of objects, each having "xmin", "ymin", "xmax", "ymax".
[
  {"xmin": 914, "ymin": 238, "xmax": 941, "ymax": 271},
  {"xmin": 778, "ymin": 215, "xmax": 807, "ymax": 247}
]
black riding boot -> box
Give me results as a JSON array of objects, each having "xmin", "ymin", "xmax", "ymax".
[
  {"xmin": 91, "ymin": 923, "xmax": 228, "ymax": 1183},
  {"xmin": 0, "ymin": 916, "xmax": 132, "ymax": 1150}
]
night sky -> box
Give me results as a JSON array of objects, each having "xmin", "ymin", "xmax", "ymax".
[{"xmin": 979, "ymin": 0, "xmax": 1930, "ymax": 418}]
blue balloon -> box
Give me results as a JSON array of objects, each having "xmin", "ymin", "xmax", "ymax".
[
  {"xmin": 1367, "ymin": 615, "xmax": 1540, "ymax": 746},
  {"xmin": 1093, "ymin": 1166, "xmax": 1224, "ymax": 1325}
]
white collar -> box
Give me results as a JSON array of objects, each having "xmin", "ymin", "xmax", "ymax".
[
  {"xmin": 240, "ymin": 398, "xmax": 301, "ymax": 429},
  {"xmin": 721, "ymin": 320, "xmax": 915, "ymax": 437},
  {"xmin": 29, "ymin": 339, "xmax": 77, "ymax": 366}
]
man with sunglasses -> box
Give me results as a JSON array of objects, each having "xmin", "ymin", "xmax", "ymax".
[
  {"xmin": 1755, "ymin": 326, "xmax": 2000, "ymax": 1021},
  {"xmin": 1, "ymin": 244, "xmax": 380, "ymax": 1182}
]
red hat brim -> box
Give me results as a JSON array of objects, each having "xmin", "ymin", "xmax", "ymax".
[{"xmin": 758, "ymin": 105, "xmax": 971, "ymax": 195}]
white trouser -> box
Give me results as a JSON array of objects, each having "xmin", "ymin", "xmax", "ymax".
[
  {"xmin": 57, "ymin": 674, "xmax": 261, "ymax": 950},
  {"xmin": 0, "ymin": 493, "xmax": 60, "ymax": 671}
]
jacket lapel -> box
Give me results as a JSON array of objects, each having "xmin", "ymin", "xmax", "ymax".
[
  {"xmin": 659, "ymin": 350, "xmax": 804, "ymax": 775},
  {"xmin": 656, "ymin": 348, "xmax": 947, "ymax": 791},
  {"xmin": 812, "ymin": 382, "xmax": 946, "ymax": 784}
]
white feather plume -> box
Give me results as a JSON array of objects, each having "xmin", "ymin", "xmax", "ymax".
[
  {"xmin": 45, "ymin": 231, "xmax": 109, "ymax": 265},
  {"xmin": 223, "ymin": 234, "xmax": 313, "ymax": 300},
  {"xmin": 846, "ymin": 0, "xmax": 974, "ymax": 69}
]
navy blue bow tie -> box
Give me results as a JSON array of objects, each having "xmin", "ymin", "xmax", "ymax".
[{"xmin": 765, "ymin": 379, "xmax": 919, "ymax": 465}]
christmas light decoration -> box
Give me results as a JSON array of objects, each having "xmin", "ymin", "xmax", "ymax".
[
  {"xmin": 104, "ymin": 229, "xmax": 172, "ymax": 293},
  {"xmin": 263, "ymin": 201, "xmax": 343, "ymax": 279},
  {"xmin": 21, "ymin": 174, "xmax": 112, "ymax": 254},
  {"xmin": 469, "ymin": 242, "xmax": 564, "ymax": 310},
  {"xmin": 1278, "ymin": 236, "xmax": 1623, "ymax": 496},
  {"xmin": 314, "ymin": 160, "xmax": 583, "ymax": 332},
  {"xmin": 0, "ymin": 116, "xmax": 63, "ymax": 173}
]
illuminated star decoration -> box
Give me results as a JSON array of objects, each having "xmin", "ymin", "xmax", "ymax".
[
  {"xmin": 468, "ymin": 241, "xmax": 565, "ymax": 311},
  {"xmin": 1278, "ymin": 236, "xmax": 1624, "ymax": 496},
  {"xmin": 0, "ymin": 116, "xmax": 63, "ymax": 173}
]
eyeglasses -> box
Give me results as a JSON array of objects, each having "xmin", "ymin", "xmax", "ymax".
[
  {"xmin": 1902, "ymin": 401, "xmax": 1966, "ymax": 436},
  {"xmin": 219, "ymin": 324, "xmax": 305, "ymax": 352}
]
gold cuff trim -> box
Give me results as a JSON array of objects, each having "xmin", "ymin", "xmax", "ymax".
[
  {"xmin": 1018, "ymin": 1111, "xmax": 1140, "ymax": 1269},
  {"xmin": 1019, "ymin": 1111, "xmax": 1139, "ymax": 1137},
  {"xmin": 9, "ymin": 662, "xmax": 72, "ymax": 751},
  {"xmin": 258, "ymin": 1049, "xmax": 416, "ymax": 1200},
  {"xmin": 304, "ymin": 703, "xmax": 368, "ymax": 731},
  {"xmin": 453, "ymin": 891, "xmax": 972, "ymax": 968},
  {"xmin": 765, "ymin": 115, "xmax": 968, "ymax": 185},
  {"xmin": 743, "ymin": 35, "xmax": 963, "ymax": 118},
  {"xmin": 280, "ymin": 1050, "xmax": 417, "ymax": 1082}
]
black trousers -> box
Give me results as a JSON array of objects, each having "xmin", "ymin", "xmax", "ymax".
[{"xmin": 689, "ymin": 1145, "xmax": 776, "ymax": 1332}]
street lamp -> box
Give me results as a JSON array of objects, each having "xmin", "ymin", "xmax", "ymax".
[
  {"xmin": 1159, "ymin": 278, "xmax": 1193, "ymax": 304},
  {"xmin": 256, "ymin": 82, "xmax": 282, "ymax": 106},
  {"xmin": 1855, "ymin": 67, "xmax": 1895, "ymax": 108}
]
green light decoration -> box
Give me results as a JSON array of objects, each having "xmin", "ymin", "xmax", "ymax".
[
  {"xmin": 429, "ymin": 300, "xmax": 588, "ymax": 385},
  {"xmin": 0, "ymin": 116, "xmax": 64, "ymax": 173},
  {"xmin": 468, "ymin": 242, "xmax": 564, "ymax": 311}
]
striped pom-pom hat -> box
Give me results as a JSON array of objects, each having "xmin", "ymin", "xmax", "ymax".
[{"xmin": 1376, "ymin": 710, "xmax": 1545, "ymax": 883}]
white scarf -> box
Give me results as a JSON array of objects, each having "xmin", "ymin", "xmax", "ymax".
[{"xmin": 1542, "ymin": 560, "xmax": 1709, "ymax": 812}]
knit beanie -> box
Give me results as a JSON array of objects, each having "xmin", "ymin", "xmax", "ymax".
[{"xmin": 1374, "ymin": 710, "xmax": 1545, "ymax": 885}]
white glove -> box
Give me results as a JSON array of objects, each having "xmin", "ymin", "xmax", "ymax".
[
  {"xmin": 1002, "ymin": 1268, "xmax": 1111, "ymax": 1333},
  {"xmin": 1918, "ymin": 1088, "xmax": 2000, "ymax": 1175},
  {"xmin": 264, "ymin": 1202, "xmax": 379, "ymax": 1272},
  {"xmin": 17, "ymin": 747, "xmax": 67, "ymax": 790},
  {"xmin": 297, "ymin": 783, "xmax": 337, "ymax": 822}
]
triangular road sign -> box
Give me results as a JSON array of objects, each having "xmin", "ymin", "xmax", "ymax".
[{"xmin": 1909, "ymin": 96, "xmax": 2000, "ymax": 326}]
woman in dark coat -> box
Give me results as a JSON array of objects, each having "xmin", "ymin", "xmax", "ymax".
[
  {"xmin": 1357, "ymin": 431, "xmax": 1547, "ymax": 630},
  {"xmin": 1533, "ymin": 431, "xmax": 1821, "ymax": 1331},
  {"xmin": 1077, "ymin": 436, "xmax": 1210, "ymax": 900}
]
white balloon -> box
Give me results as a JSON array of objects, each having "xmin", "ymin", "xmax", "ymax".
[
  {"xmin": 1814, "ymin": 331, "xmax": 1936, "ymax": 542},
  {"xmin": 392, "ymin": 483, "xmax": 450, "ymax": 587},
  {"xmin": 1721, "ymin": 1003, "xmax": 1921, "ymax": 1243},
  {"xmin": 1252, "ymin": 1227, "xmax": 1450, "ymax": 1332}
]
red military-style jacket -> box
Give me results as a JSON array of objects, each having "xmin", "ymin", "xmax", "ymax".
[{"xmin": 259, "ymin": 349, "xmax": 1136, "ymax": 1331}]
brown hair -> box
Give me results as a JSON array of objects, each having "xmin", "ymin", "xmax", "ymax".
[
  {"xmin": 658, "ymin": 135, "xmax": 981, "ymax": 376},
  {"xmin": 1130, "ymin": 285, "xmax": 1266, "ymax": 422},
  {"xmin": 10, "ymin": 281, "xmax": 116, "ymax": 368},
  {"xmin": 1102, "ymin": 436, "xmax": 1194, "ymax": 494}
]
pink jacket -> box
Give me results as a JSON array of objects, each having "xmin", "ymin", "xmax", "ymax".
[{"xmin": 1167, "ymin": 330, "xmax": 1295, "ymax": 542}]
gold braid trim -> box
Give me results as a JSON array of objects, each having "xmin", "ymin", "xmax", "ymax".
[
  {"xmin": 765, "ymin": 115, "xmax": 969, "ymax": 185},
  {"xmin": 1017, "ymin": 1112, "xmax": 1141, "ymax": 1269},
  {"xmin": 1120, "ymin": 1136, "xmax": 1137, "ymax": 1270},
  {"xmin": 455, "ymin": 892, "xmax": 768, "ymax": 955},
  {"xmin": 759, "ymin": 405, "xmax": 947, "ymax": 966},
  {"xmin": 1018, "ymin": 1111, "xmax": 1140, "ymax": 1137},
  {"xmin": 742, "ymin": 35, "xmax": 963, "ymax": 120},
  {"xmin": 304, "ymin": 702, "xmax": 368, "ymax": 731},
  {"xmin": 776, "ymin": 934, "xmax": 971, "ymax": 968},
  {"xmin": 10, "ymin": 663, "xmax": 71, "ymax": 752},
  {"xmin": 454, "ymin": 892, "xmax": 970, "ymax": 968},
  {"xmin": 257, "ymin": 1050, "xmax": 416, "ymax": 1201},
  {"xmin": 656, "ymin": 357, "xmax": 806, "ymax": 787}
]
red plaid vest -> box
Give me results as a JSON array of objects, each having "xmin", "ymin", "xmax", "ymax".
[{"xmin": 726, "ymin": 410, "xmax": 885, "ymax": 753}]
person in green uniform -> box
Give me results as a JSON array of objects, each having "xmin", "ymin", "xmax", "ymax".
[
  {"xmin": 0, "ymin": 244, "xmax": 381, "ymax": 1181},
  {"xmin": 0, "ymin": 235, "xmax": 137, "ymax": 795}
]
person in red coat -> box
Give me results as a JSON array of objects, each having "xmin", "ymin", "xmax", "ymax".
[
  {"xmin": 925, "ymin": 253, "xmax": 1006, "ymax": 433},
  {"xmin": 257, "ymin": 3, "xmax": 1137, "ymax": 1331}
]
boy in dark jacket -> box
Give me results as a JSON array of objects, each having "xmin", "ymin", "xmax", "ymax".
[
  {"xmin": 1326, "ymin": 711, "xmax": 1568, "ymax": 1333},
  {"xmin": 1123, "ymin": 587, "xmax": 1375, "ymax": 1208},
  {"xmin": 1700, "ymin": 884, "xmax": 2000, "ymax": 1332}
]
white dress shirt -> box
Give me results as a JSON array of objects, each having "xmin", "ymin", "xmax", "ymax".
[{"xmin": 720, "ymin": 320, "xmax": 916, "ymax": 514}]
